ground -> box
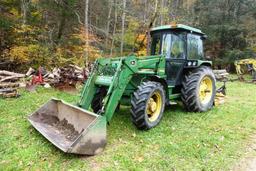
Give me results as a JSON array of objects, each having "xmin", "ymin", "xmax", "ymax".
[{"xmin": 0, "ymin": 81, "xmax": 256, "ymax": 170}]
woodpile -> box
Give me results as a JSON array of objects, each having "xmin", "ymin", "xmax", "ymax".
[
  {"xmin": 213, "ymin": 70, "xmax": 229, "ymax": 81},
  {"xmin": 0, "ymin": 70, "xmax": 26, "ymax": 98},
  {"xmin": 0, "ymin": 65, "xmax": 88, "ymax": 97},
  {"xmin": 26, "ymin": 65, "xmax": 87, "ymax": 86},
  {"xmin": 0, "ymin": 70, "xmax": 25, "ymax": 82}
]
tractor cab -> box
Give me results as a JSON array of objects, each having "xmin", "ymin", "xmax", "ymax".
[{"xmin": 150, "ymin": 24, "xmax": 207, "ymax": 86}]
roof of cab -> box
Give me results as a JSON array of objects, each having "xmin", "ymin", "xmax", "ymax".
[{"xmin": 151, "ymin": 24, "xmax": 205, "ymax": 35}]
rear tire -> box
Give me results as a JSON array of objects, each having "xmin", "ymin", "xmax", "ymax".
[
  {"xmin": 181, "ymin": 66, "xmax": 216, "ymax": 112},
  {"xmin": 131, "ymin": 81, "xmax": 166, "ymax": 130}
]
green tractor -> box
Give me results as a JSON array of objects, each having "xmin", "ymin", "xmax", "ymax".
[{"xmin": 28, "ymin": 24, "xmax": 216, "ymax": 155}]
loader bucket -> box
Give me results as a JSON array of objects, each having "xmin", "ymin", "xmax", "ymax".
[{"xmin": 28, "ymin": 98, "xmax": 106, "ymax": 155}]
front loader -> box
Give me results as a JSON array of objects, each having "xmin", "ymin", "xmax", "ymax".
[{"xmin": 28, "ymin": 24, "xmax": 216, "ymax": 155}]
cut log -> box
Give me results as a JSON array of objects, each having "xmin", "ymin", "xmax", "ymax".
[
  {"xmin": 213, "ymin": 69, "xmax": 229, "ymax": 81},
  {"xmin": 0, "ymin": 76, "xmax": 20, "ymax": 82},
  {"xmin": 0, "ymin": 88, "xmax": 18, "ymax": 98},
  {"xmin": 25, "ymin": 67, "xmax": 35, "ymax": 76},
  {"xmin": 0, "ymin": 82, "xmax": 20, "ymax": 88},
  {"xmin": 2, "ymin": 92, "xmax": 19, "ymax": 98},
  {"xmin": 69, "ymin": 64, "xmax": 83, "ymax": 71},
  {"xmin": 0, "ymin": 70, "xmax": 25, "ymax": 77},
  {"xmin": 213, "ymin": 70, "xmax": 227, "ymax": 74},
  {"xmin": 0, "ymin": 70, "xmax": 25, "ymax": 82}
]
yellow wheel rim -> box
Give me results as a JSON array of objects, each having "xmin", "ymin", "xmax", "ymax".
[
  {"xmin": 199, "ymin": 76, "xmax": 213, "ymax": 105},
  {"xmin": 146, "ymin": 91, "xmax": 162, "ymax": 122}
]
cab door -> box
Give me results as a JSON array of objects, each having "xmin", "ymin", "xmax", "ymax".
[{"xmin": 162, "ymin": 33, "xmax": 186, "ymax": 86}]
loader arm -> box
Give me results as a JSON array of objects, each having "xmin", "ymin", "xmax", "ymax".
[{"xmin": 79, "ymin": 55, "xmax": 165, "ymax": 122}]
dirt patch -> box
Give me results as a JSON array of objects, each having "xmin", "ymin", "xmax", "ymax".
[
  {"xmin": 231, "ymin": 135, "xmax": 256, "ymax": 171},
  {"xmin": 232, "ymin": 157, "xmax": 256, "ymax": 171},
  {"xmin": 32, "ymin": 112, "xmax": 79, "ymax": 141}
]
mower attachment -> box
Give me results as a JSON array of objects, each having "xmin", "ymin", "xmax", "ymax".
[{"xmin": 28, "ymin": 99, "xmax": 106, "ymax": 155}]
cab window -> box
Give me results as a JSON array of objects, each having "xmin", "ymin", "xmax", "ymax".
[
  {"xmin": 187, "ymin": 34, "xmax": 204, "ymax": 59},
  {"xmin": 151, "ymin": 34, "xmax": 161, "ymax": 55},
  {"xmin": 161, "ymin": 33, "xmax": 185, "ymax": 59},
  {"xmin": 161, "ymin": 34, "xmax": 171, "ymax": 58},
  {"xmin": 170, "ymin": 34, "xmax": 185, "ymax": 59}
]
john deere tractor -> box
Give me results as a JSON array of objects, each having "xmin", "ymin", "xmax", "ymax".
[{"xmin": 28, "ymin": 24, "xmax": 216, "ymax": 155}]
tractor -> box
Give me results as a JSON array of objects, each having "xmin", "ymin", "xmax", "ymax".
[{"xmin": 28, "ymin": 24, "xmax": 216, "ymax": 155}]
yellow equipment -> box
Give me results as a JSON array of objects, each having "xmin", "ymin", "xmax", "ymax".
[{"xmin": 234, "ymin": 58, "xmax": 256, "ymax": 81}]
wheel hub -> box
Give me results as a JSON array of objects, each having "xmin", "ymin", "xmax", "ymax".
[
  {"xmin": 148, "ymin": 98, "xmax": 157, "ymax": 113},
  {"xmin": 146, "ymin": 91, "xmax": 162, "ymax": 122},
  {"xmin": 199, "ymin": 76, "xmax": 213, "ymax": 104}
]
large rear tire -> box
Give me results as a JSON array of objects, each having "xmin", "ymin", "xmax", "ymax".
[
  {"xmin": 181, "ymin": 66, "xmax": 216, "ymax": 112},
  {"xmin": 131, "ymin": 81, "xmax": 166, "ymax": 130}
]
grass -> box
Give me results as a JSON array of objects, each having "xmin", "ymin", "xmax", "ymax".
[{"xmin": 1, "ymin": 81, "xmax": 256, "ymax": 170}]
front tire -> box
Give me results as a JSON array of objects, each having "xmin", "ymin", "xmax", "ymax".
[
  {"xmin": 181, "ymin": 66, "xmax": 216, "ymax": 112},
  {"xmin": 131, "ymin": 81, "xmax": 166, "ymax": 130}
]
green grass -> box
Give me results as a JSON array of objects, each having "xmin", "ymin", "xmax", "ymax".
[{"xmin": 1, "ymin": 81, "xmax": 256, "ymax": 170}]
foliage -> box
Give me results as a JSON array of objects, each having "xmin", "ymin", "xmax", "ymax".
[{"xmin": 192, "ymin": 0, "xmax": 256, "ymax": 67}]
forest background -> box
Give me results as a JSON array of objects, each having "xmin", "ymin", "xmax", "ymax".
[{"xmin": 0, "ymin": 0, "xmax": 256, "ymax": 71}]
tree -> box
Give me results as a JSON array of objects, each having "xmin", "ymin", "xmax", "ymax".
[
  {"xmin": 120, "ymin": 0, "xmax": 126, "ymax": 55},
  {"xmin": 84, "ymin": 0, "xmax": 89, "ymax": 65}
]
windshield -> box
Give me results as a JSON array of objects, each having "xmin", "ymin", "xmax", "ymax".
[{"xmin": 150, "ymin": 32, "xmax": 185, "ymax": 59}]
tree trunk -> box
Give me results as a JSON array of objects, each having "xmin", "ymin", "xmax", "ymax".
[
  {"xmin": 105, "ymin": 0, "xmax": 113, "ymax": 52},
  {"xmin": 146, "ymin": 0, "xmax": 159, "ymax": 55},
  {"xmin": 84, "ymin": 0, "xmax": 89, "ymax": 66},
  {"xmin": 21, "ymin": 0, "xmax": 30, "ymax": 25},
  {"xmin": 120, "ymin": 0, "xmax": 126, "ymax": 55},
  {"xmin": 153, "ymin": 0, "xmax": 158, "ymax": 26},
  {"xmin": 160, "ymin": 0, "xmax": 164, "ymax": 25},
  {"xmin": 57, "ymin": 9, "xmax": 66, "ymax": 44},
  {"xmin": 110, "ymin": 0, "xmax": 118, "ymax": 56},
  {"xmin": 143, "ymin": 0, "xmax": 147, "ymax": 24}
]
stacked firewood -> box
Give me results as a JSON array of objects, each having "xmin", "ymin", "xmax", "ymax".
[
  {"xmin": 0, "ymin": 70, "xmax": 26, "ymax": 98},
  {"xmin": 26, "ymin": 65, "xmax": 88, "ymax": 88},
  {"xmin": 0, "ymin": 65, "xmax": 88, "ymax": 97},
  {"xmin": 213, "ymin": 70, "xmax": 229, "ymax": 81},
  {"xmin": 49, "ymin": 65, "xmax": 87, "ymax": 86}
]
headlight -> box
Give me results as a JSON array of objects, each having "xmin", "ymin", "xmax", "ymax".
[
  {"xmin": 193, "ymin": 62, "xmax": 197, "ymax": 66},
  {"xmin": 188, "ymin": 61, "xmax": 192, "ymax": 66}
]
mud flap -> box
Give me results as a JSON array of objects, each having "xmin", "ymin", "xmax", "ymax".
[{"xmin": 28, "ymin": 98, "xmax": 107, "ymax": 155}]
